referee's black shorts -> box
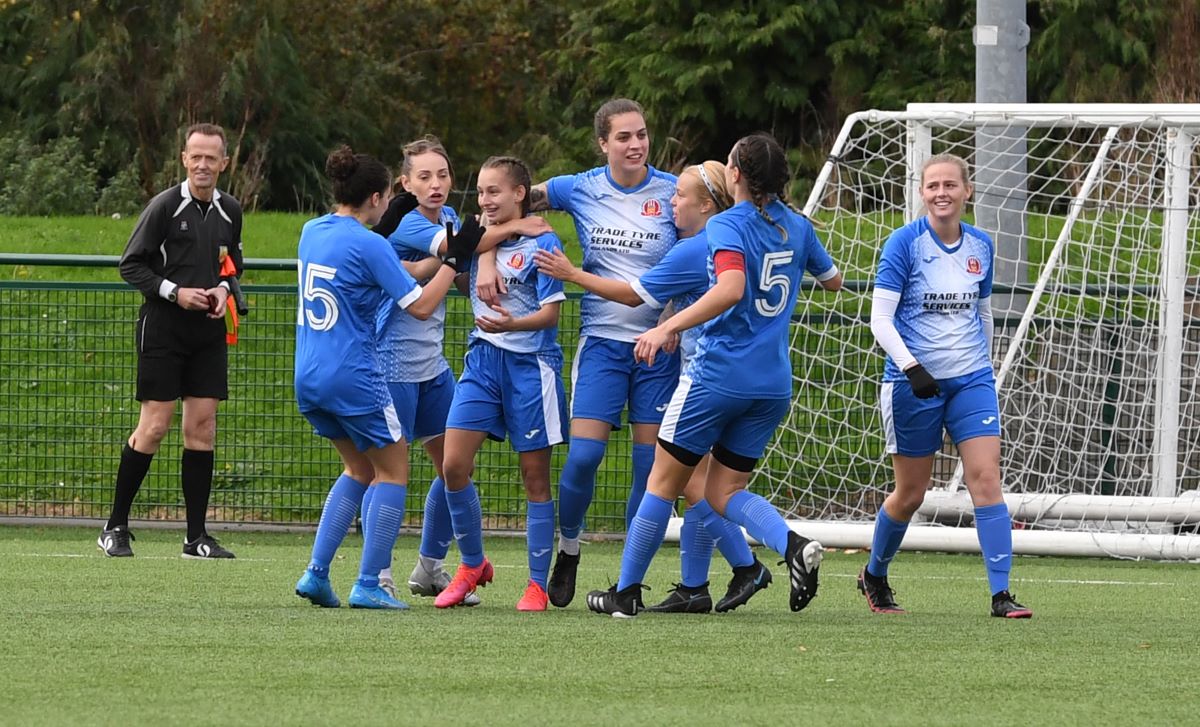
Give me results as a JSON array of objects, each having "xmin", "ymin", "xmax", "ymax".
[{"xmin": 135, "ymin": 300, "xmax": 228, "ymax": 402}]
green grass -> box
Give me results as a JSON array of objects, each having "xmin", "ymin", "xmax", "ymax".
[{"xmin": 3, "ymin": 525, "xmax": 1197, "ymax": 725}]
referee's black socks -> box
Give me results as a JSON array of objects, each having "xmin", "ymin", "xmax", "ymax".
[
  {"xmin": 106, "ymin": 444, "xmax": 154, "ymax": 530},
  {"xmin": 181, "ymin": 448, "xmax": 215, "ymax": 542}
]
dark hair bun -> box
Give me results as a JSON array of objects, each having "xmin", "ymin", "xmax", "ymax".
[{"xmin": 325, "ymin": 145, "xmax": 358, "ymax": 182}]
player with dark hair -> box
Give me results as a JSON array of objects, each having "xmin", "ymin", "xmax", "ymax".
[
  {"xmin": 864, "ymin": 152, "xmax": 1032, "ymax": 619},
  {"xmin": 480, "ymin": 98, "xmax": 679, "ymax": 608},
  {"xmin": 378, "ymin": 136, "xmax": 550, "ymax": 604},
  {"xmin": 292, "ymin": 144, "xmax": 480, "ymax": 610},
  {"xmin": 536, "ymin": 161, "xmax": 777, "ymax": 613},
  {"xmin": 585, "ymin": 133, "xmax": 843, "ymax": 617},
  {"xmin": 433, "ymin": 156, "xmax": 569, "ymax": 610},
  {"xmin": 98, "ymin": 123, "xmax": 243, "ymax": 559}
]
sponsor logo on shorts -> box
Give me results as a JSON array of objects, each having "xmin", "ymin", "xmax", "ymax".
[
  {"xmin": 655, "ymin": 403, "xmax": 668, "ymax": 412},
  {"xmin": 524, "ymin": 428, "xmax": 541, "ymax": 439},
  {"xmin": 982, "ymin": 416, "xmax": 997, "ymax": 425},
  {"xmin": 641, "ymin": 199, "xmax": 662, "ymax": 217}
]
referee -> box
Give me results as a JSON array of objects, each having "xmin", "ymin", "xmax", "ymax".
[{"xmin": 97, "ymin": 123, "xmax": 243, "ymax": 559}]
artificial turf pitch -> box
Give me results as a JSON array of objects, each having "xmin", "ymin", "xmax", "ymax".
[{"xmin": 2, "ymin": 525, "xmax": 1196, "ymax": 726}]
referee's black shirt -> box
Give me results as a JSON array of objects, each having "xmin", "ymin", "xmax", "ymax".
[{"xmin": 119, "ymin": 181, "xmax": 244, "ymax": 301}]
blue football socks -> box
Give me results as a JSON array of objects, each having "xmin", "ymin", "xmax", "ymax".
[
  {"xmin": 692, "ymin": 498, "xmax": 754, "ymax": 569},
  {"xmin": 556, "ymin": 437, "xmax": 607, "ymax": 539},
  {"xmin": 308, "ymin": 473, "xmax": 368, "ymax": 576},
  {"xmin": 617, "ymin": 493, "xmax": 673, "ymax": 590},
  {"xmin": 357, "ymin": 482, "xmax": 406, "ymax": 588},
  {"xmin": 627, "ymin": 443, "xmax": 655, "ymax": 531},
  {"xmin": 419, "ymin": 477, "xmax": 452, "ymax": 560},
  {"xmin": 680, "ymin": 502, "xmax": 714, "ymax": 588},
  {"xmin": 526, "ymin": 500, "xmax": 555, "ymax": 588},
  {"xmin": 975, "ymin": 502, "xmax": 1013, "ymax": 595},
  {"xmin": 446, "ymin": 481, "xmax": 485, "ymax": 567},
  {"xmin": 723, "ymin": 490, "xmax": 791, "ymax": 556},
  {"xmin": 867, "ymin": 506, "xmax": 909, "ymax": 579}
]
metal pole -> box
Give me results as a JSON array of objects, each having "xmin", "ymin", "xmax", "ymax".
[
  {"xmin": 975, "ymin": 0, "xmax": 1030, "ymax": 320},
  {"xmin": 1152, "ymin": 128, "xmax": 1192, "ymax": 498}
]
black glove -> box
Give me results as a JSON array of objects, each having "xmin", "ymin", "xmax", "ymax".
[
  {"xmin": 442, "ymin": 216, "xmax": 484, "ymax": 274},
  {"xmin": 371, "ymin": 191, "xmax": 419, "ymax": 239},
  {"xmin": 905, "ymin": 364, "xmax": 940, "ymax": 399}
]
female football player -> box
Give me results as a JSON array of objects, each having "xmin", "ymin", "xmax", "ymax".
[
  {"xmin": 292, "ymin": 145, "xmax": 478, "ymax": 610},
  {"xmin": 862, "ymin": 153, "xmax": 1031, "ymax": 618},
  {"xmin": 535, "ymin": 161, "xmax": 777, "ymax": 614},
  {"xmin": 480, "ymin": 98, "xmax": 679, "ymax": 608},
  {"xmin": 585, "ymin": 133, "xmax": 842, "ymax": 617},
  {"xmin": 433, "ymin": 156, "xmax": 569, "ymax": 611},
  {"xmin": 375, "ymin": 137, "xmax": 552, "ymax": 603}
]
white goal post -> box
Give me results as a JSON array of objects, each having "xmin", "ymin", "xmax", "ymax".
[{"xmin": 673, "ymin": 104, "xmax": 1200, "ymax": 560}]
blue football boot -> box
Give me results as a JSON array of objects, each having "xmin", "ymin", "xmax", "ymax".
[{"xmin": 295, "ymin": 569, "xmax": 341, "ymax": 608}]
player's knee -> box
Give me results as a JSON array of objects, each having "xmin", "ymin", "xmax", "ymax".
[
  {"xmin": 344, "ymin": 464, "xmax": 374, "ymax": 484},
  {"xmin": 442, "ymin": 456, "xmax": 475, "ymax": 489},
  {"xmin": 563, "ymin": 438, "xmax": 606, "ymax": 475},
  {"xmin": 704, "ymin": 490, "xmax": 732, "ymax": 516},
  {"xmin": 966, "ymin": 478, "xmax": 1003, "ymax": 507},
  {"xmin": 887, "ymin": 488, "xmax": 926, "ymax": 519}
]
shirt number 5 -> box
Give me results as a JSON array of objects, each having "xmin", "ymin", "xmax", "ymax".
[
  {"xmin": 299, "ymin": 261, "xmax": 339, "ymax": 331},
  {"xmin": 755, "ymin": 251, "xmax": 794, "ymax": 317}
]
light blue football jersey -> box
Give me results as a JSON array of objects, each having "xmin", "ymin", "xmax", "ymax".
[
  {"xmin": 874, "ymin": 216, "xmax": 994, "ymax": 381},
  {"xmin": 546, "ymin": 166, "xmax": 677, "ymax": 341},
  {"xmin": 687, "ymin": 200, "xmax": 835, "ymax": 399},
  {"xmin": 377, "ymin": 206, "xmax": 457, "ymax": 382},
  {"xmin": 295, "ymin": 214, "xmax": 422, "ymax": 415},
  {"xmin": 631, "ymin": 231, "xmax": 710, "ymax": 364},
  {"xmin": 468, "ymin": 230, "xmax": 567, "ymax": 354}
]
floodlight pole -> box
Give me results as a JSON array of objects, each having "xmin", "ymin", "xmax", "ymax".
[{"xmin": 975, "ymin": 0, "xmax": 1030, "ymax": 318}]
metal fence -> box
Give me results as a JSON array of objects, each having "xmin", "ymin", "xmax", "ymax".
[{"xmin": 0, "ymin": 256, "xmax": 643, "ymax": 531}]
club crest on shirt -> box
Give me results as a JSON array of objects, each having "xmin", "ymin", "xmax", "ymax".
[
  {"xmin": 641, "ymin": 199, "xmax": 662, "ymax": 217},
  {"xmin": 507, "ymin": 251, "xmax": 526, "ymax": 270},
  {"xmin": 966, "ymin": 256, "xmax": 982, "ymax": 275},
  {"xmin": 180, "ymin": 220, "xmax": 189, "ymax": 232}
]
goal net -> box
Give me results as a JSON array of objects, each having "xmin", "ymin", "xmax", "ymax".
[{"xmin": 757, "ymin": 104, "xmax": 1200, "ymax": 560}]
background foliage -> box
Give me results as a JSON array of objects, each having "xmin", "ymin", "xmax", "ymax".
[{"xmin": 0, "ymin": 0, "xmax": 1197, "ymax": 213}]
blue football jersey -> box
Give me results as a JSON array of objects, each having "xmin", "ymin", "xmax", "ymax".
[
  {"xmin": 468, "ymin": 230, "xmax": 567, "ymax": 354},
  {"xmin": 546, "ymin": 166, "xmax": 677, "ymax": 341},
  {"xmin": 631, "ymin": 231, "xmax": 710, "ymax": 363},
  {"xmin": 377, "ymin": 206, "xmax": 457, "ymax": 382},
  {"xmin": 874, "ymin": 216, "xmax": 994, "ymax": 381},
  {"xmin": 295, "ymin": 214, "xmax": 422, "ymax": 415},
  {"xmin": 687, "ymin": 201, "xmax": 836, "ymax": 399}
]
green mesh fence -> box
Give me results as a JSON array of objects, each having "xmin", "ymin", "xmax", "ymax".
[{"xmin": 0, "ymin": 259, "xmax": 642, "ymax": 531}]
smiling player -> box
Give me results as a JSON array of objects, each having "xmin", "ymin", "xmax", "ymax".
[{"xmin": 863, "ymin": 153, "xmax": 1032, "ymax": 619}]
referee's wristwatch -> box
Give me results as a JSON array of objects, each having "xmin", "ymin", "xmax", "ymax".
[{"xmin": 166, "ymin": 283, "xmax": 180, "ymax": 303}]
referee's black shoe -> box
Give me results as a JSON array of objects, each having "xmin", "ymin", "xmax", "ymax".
[
  {"xmin": 547, "ymin": 550, "xmax": 580, "ymax": 607},
  {"xmin": 991, "ymin": 590, "xmax": 1033, "ymax": 619},
  {"xmin": 97, "ymin": 525, "xmax": 135, "ymax": 557},
  {"xmin": 646, "ymin": 582, "xmax": 712, "ymax": 613},
  {"xmin": 182, "ymin": 533, "xmax": 236, "ymax": 559},
  {"xmin": 782, "ymin": 531, "xmax": 823, "ymax": 612},
  {"xmin": 715, "ymin": 557, "xmax": 772, "ymax": 613},
  {"xmin": 857, "ymin": 566, "xmax": 906, "ymax": 614},
  {"xmin": 586, "ymin": 583, "xmax": 645, "ymax": 618}
]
